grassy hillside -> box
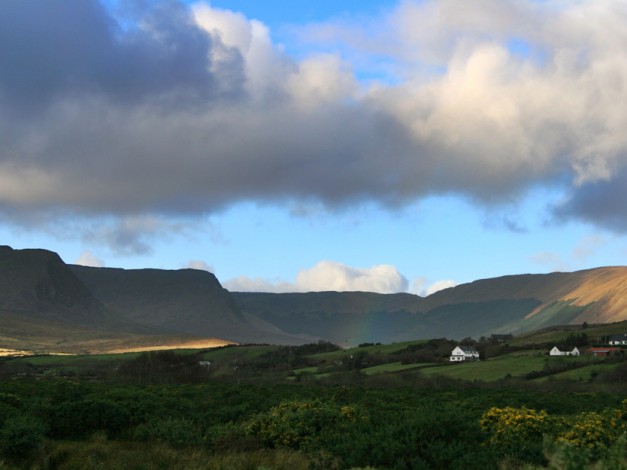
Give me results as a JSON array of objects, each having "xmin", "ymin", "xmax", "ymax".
[
  {"xmin": 234, "ymin": 295, "xmax": 543, "ymax": 346},
  {"xmin": 233, "ymin": 267, "xmax": 627, "ymax": 345},
  {"xmin": 512, "ymin": 319, "xmax": 627, "ymax": 347}
]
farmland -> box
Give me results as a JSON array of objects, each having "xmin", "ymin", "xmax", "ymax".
[{"xmin": 0, "ymin": 324, "xmax": 626, "ymax": 469}]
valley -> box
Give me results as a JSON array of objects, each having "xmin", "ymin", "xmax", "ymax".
[
  {"xmin": 3, "ymin": 245, "xmax": 627, "ymax": 353},
  {"xmin": 1, "ymin": 246, "xmax": 626, "ymax": 468}
]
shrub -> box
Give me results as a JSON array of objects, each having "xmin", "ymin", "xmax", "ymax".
[
  {"xmin": 0, "ymin": 402, "xmax": 19, "ymax": 429},
  {"xmin": 557, "ymin": 411, "xmax": 620, "ymax": 452},
  {"xmin": 134, "ymin": 417, "xmax": 203, "ymax": 448},
  {"xmin": 0, "ymin": 415, "xmax": 47, "ymax": 461},
  {"xmin": 49, "ymin": 398, "xmax": 131, "ymax": 439},
  {"xmin": 245, "ymin": 400, "xmax": 358, "ymax": 450},
  {"xmin": 480, "ymin": 406, "xmax": 554, "ymax": 465}
]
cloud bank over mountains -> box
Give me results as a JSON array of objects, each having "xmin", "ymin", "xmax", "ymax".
[
  {"xmin": 224, "ymin": 260, "xmax": 411, "ymax": 294},
  {"xmin": 2, "ymin": 0, "xmax": 627, "ymax": 231}
]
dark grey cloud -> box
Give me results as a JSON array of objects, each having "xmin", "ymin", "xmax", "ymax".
[
  {"xmin": 553, "ymin": 170, "xmax": 627, "ymax": 232},
  {"xmin": 0, "ymin": 0, "xmax": 244, "ymax": 115},
  {"xmin": 1, "ymin": 0, "xmax": 627, "ymax": 249}
]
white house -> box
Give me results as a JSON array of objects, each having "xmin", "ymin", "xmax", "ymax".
[
  {"xmin": 549, "ymin": 346, "xmax": 580, "ymax": 356},
  {"xmin": 450, "ymin": 346, "xmax": 480, "ymax": 362},
  {"xmin": 608, "ymin": 334, "xmax": 627, "ymax": 346}
]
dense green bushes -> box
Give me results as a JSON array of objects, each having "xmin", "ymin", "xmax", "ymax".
[
  {"xmin": 49, "ymin": 398, "xmax": 131, "ymax": 439},
  {"xmin": 0, "ymin": 415, "xmax": 46, "ymax": 461},
  {"xmin": 0, "ymin": 378, "xmax": 624, "ymax": 468}
]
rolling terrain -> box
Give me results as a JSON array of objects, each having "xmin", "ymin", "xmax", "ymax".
[
  {"xmin": 2, "ymin": 245, "xmax": 627, "ymax": 351},
  {"xmin": 233, "ymin": 267, "xmax": 627, "ymax": 346}
]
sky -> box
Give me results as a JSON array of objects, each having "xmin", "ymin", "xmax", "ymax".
[{"xmin": 2, "ymin": 0, "xmax": 627, "ymax": 295}]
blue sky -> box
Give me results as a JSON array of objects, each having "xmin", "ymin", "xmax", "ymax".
[{"xmin": 2, "ymin": 0, "xmax": 627, "ymax": 294}]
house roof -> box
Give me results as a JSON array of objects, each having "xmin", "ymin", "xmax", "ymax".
[
  {"xmin": 587, "ymin": 347, "xmax": 620, "ymax": 353},
  {"xmin": 609, "ymin": 334, "xmax": 627, "ymax": 341},
  {"xmin": 456, "ymin": 346, "xmax": 478, "ymax": 354}
]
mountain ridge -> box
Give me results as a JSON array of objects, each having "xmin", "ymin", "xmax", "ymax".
[
  {"xmin": 2, "ymin": 245, "xmax": 627, "ymax": 350},
  {"xmin": 232, "ymin": 266, "xmax": 627, "ymax": 345},
  {"xmin": 70, "ymin": 264, "xmax": 315, "ymax": 345}
]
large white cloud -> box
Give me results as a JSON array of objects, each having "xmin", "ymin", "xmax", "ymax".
[
  {"xmin": 3, "ymin": 0, "xmax": 627, "ymax": 252},
  {"xmin": 225, "ymin": 260, "xmax": 408, "ymax": 294},
  {"xmin": 295, "ymin": 260, "xmax": 408, "ymax": 293}
]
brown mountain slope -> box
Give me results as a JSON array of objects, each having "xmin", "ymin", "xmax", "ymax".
[
  {"xmin": 553, "ymin": 267, "xmax": 627, "ymax": 322},
  {"xmin": 421, "ymin": 266, "xmax": 627, "ymax": 324}
]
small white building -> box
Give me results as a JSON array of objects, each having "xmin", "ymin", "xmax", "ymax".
[
  {"xmin": 549, "ymin": 346, "xmax": 580, "ymax": 356},
  {"xmin": 450, "ymin": 346, "xmax": 480, "ymax": 362}
]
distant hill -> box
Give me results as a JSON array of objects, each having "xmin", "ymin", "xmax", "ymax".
[
  {"xmin": 232, "ymin": 292, "xmax": 539, "ymax": 345},
  {"xmin": 233, "ymin": 267, "xmax": 627, "ymax": 346},
  {"xmin": 0, "ymin": 246, "xmax": 312, "ymax": 352},
  {"xmin": 71, "ymin": 265, "xmax": 315, "ymax": 345},
  {"xmin": 0, "ymin": 245, "xmax": 113, "ymax": 327},
  {"xmin": 0, "ymin": 245, "xmax": 166, "ymax": 352},
  {"xmin": 2, "ymin": 245, "xmax": 627, "ymax": 351}
]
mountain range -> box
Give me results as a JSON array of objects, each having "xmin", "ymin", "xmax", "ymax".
[{"xmin": 1, "ymin": 245, "xmax": 627, "ymax": 352}]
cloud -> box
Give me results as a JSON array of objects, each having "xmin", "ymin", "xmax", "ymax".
[
  {"xmin": 225, "ymin": 260, "xmax": 408, "ymax": 293},
  {"xmin": 572, "ymin": 234, "xmax": 608, "ymax": 261},
  {"xmin": 81, "ymin": 215, "xmax": 190, "ymax": 256},
  {"xmin": 529, "ymin": 251, "xmax": 568, "ymax": 272},
  {"xmin": 223, "ymin": 276, "xmax": 294, "ymax": 293},
  {"xmin": 409, "ymin": 277, "xmax": 457, "ymax": 296},
  {"xmin": 553, "ymin": 168, "xmax": 627, "ymax": 232},
  {"xmin": 423, "ymin": 279, "xmax": 457, "ymax": 296},
  {"xmin": 2, "ymin": 0, "xmax": 627, "ymax": 250},
  {"xmin": 74, "ymin": 250, "xmax": 105, "ymax": 267},
  {"xmin": 0, "ymin": 0, "xmax": 240, "ymax": 114},
  {"xmin": 186, "ymin": 259, "xmax": 214, "ymax": 273},
  {"xmin": 295, "ymin": 260, "xmax": 408, "ymax": 293}
]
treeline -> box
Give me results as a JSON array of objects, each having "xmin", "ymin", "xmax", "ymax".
[{"xmin": 0, "ymin": 378, "xmax": 625, "ymax": 469}]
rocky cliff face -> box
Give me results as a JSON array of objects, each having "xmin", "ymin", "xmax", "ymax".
[
  {"xmin": 70, "ymin": 265, "xmax": 315, "ymax": 344},
  {"xmin": 0, "ymin": 246, "xmax": 113, "ymax": 326}
]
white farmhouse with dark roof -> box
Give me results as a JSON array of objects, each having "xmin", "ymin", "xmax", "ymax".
[
  {"xmin": 450, "ymin": 346, "xmax": 479, "ymax": 362},
  {"xmin": 608, "ymin": 334, "xmax": 627, "ymax": 346}
]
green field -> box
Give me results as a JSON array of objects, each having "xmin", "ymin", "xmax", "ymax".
[
  {"xmin": 533, "ymin": 362, "xmax": 623, "ymax": 382},
  {"xmin": 308, "ymin": 339, "xmax": 428, "ymax": 361},
  {"xmin": 13, "ymin": 352, "xmax": 139, "ymax": 365},
  {"xmin": 198, "ymin": 344, "xmax": 278, "ymax": 361},
  {"xmin": 419, "ymin": 354, "xmax": 548, "ymax": 381},
  {"xmin": 360, "ymin": 361, "xmax": 432, "ymax": 376}
]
